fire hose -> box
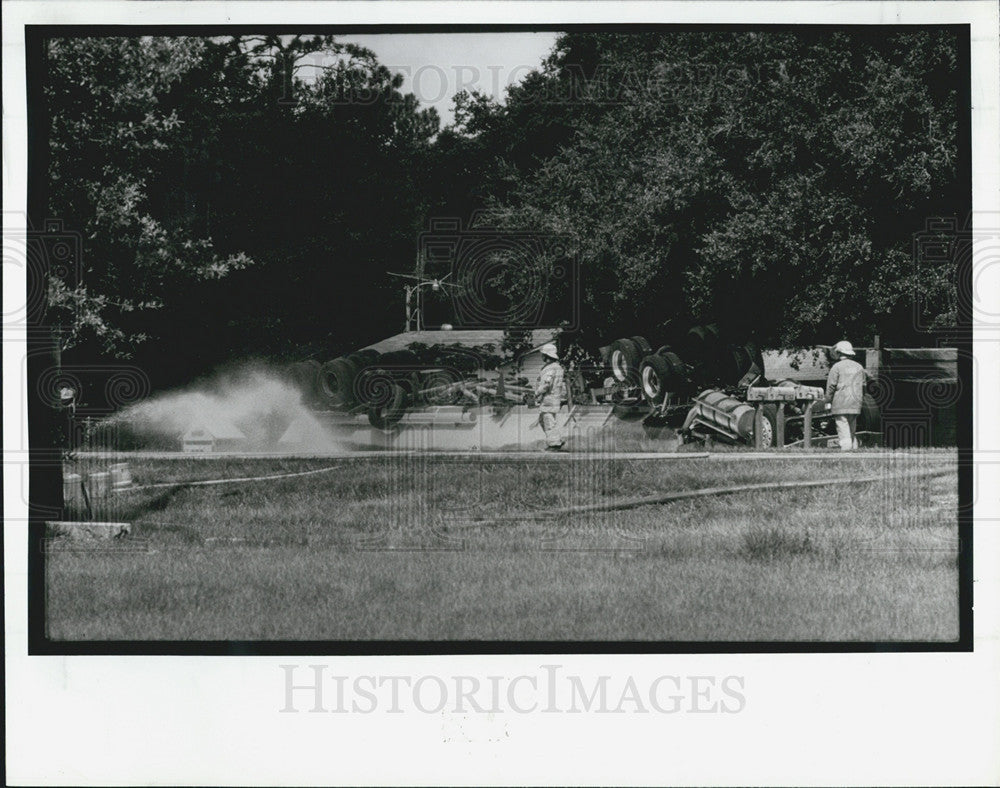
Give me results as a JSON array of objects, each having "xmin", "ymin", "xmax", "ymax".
[
  {"xmin": 469, "ymin": 466, "xmax": 952, "ymax": 521},
  {"xmin": 121, "ymin": 464, "xmax": 344, "ymax": 491}
]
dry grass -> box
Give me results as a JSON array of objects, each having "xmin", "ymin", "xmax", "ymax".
[{"xmin": 45, "ymin": 451, "xmax": 959, "ymax": 642}]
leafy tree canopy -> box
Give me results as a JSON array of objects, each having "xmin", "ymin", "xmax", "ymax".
[
  {"xmin": 46, "ymin": 35, "xmax": 439, "ymax": 384},
  {"xmin": 44, "ymin": 29, "xmax": 963, "ymax": 393},
  {"xmin": 450, "ymin": 30, "xmax": 961, "ymax": 347}
]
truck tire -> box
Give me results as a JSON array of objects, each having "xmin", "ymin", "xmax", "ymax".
[
  {"xmin": 685, "ymin": 325, "xmax": 708, "ymax": 354},
  {"xmin": 753, "ymin": 403, "xmax": 779, "ymax": 448},
  {"xmin": 288, "ymin": 360, "xmax": 320, "ymax": 399},
  {"xmin": 630, "ymin": 335, "xmax": 653, "ymax": 354},
  {"xmin": 398, "ymin": 371, "xmax": 422, "ymax": 397},
  {"xmin": 355, "ymin": 348, "xmax": 380, "ymax": 366},
  {"xmin": 354, "ymin": 366, "xmax": 392, "ymax": 407},
  {"xmin": 609, "ymin": 338, "xmax": 641, "ymax": 383},
  {"xmin": 687, "ymin": 323, "xmax": 722, "ymax": 350},
  {"xmin": 303, "ymin": 359, "xmax": 323, "ymax": 404},
  {"xmin": 346, "ymin": 352, "xmax": 375, "ymax": 375},
  {"xmin": 640, "ymin": 354, "xmax": 672, "ymax": 402},
  {"xmin": 368, "ymin": 383, "xmax": 408, "ymax": 429},
  {"xmin": 686, "ymin": 325, "xmax": 724, "ymax": 383},
  {"xmin": 661, "ymin": 351, "xmax": 686, "ymax": 384},
  {"xmin": 640, "ymin": 352, "xmax": 685, "ymax": 403},
  {"xmin": 319, "ymin": 357, "xmax": 358, "ymax": 409}
]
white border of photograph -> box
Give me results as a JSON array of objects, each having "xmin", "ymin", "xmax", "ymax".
[{"xmin": 4, "ymin": 2, "xmax": 999, "ymax": 785}]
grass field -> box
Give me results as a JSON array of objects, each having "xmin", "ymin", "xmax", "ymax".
[{"xmin": 45, "ymin": 450, "xmax": 959, "ymax": 641}]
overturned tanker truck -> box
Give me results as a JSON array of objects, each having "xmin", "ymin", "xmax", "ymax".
[
  {"xmin": 600, "ymin": 324, "xmax": 881, "ymax": 448},
  {"xmin": 281, "ymin": 323, "xmax": 882, "ymax": 450}
]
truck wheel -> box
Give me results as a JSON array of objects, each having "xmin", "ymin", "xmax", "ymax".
[
  {"xmin": 609, "ymin": 338, "xmax": 641, "ymax": 383},
  {"xmin": 288, "ymin": 360, "xmax": 320, "ymax": 400},
  {"xmin": 319, "ymin": 357, "xmax": 358, "ymax": 408},
  {"xmin": 355, "ymin": 348, "xmax": 380, "ymax": 367},
  {"xmin": 304, "ymin": 359, "xmax": 323, "ymax": 404},
  {"xmin": 753, "ymin": 404, "xmax": 778, "ymax": 448},
  {"xmin": 355, "ymin": 366, "xmax": 393, "ymax": 407},
  {"xmin": 398, "ymin": 371, "xmax": 422, "ymax": 397},
  {"xmin": 685, "ymin": 325, "xmax": 708, "ymax": 353},
  {"xmin": 686, "ymin": 325, "xmax": 724, "ymax": 382},
  {"xmin": 641, "ymin": 352, "xmax": 686, "ymax": 402},
  {"xmin": 368, "ymin": 383, "xmax": 407, "ymax": 429},
  {"xmin": 688, "ymin": 323, "xmax": 722, "ymax": 349},
  {"xmin": 346, "ymin": 352, "xmax": 374, "ymax": 374},
  {"xmin": 640, "ymin": 354, "xmax": 671, "ymax": 402},
  {"xmin": 661, "ymin": 351, "xmax": 686, "ymax": 384},
  {"xmin": 630, "ymin": 335, "xmax": 653, "ymax": 354}
]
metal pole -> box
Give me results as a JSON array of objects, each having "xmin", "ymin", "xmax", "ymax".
[{"xmin": 865, "ymin": 334, "xmax": 882, "ymax": 383}]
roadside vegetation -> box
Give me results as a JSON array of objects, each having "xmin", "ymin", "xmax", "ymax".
[
  {"xmin": 48, "ymin": 30, "xmax": 961, "ymax": 396},
  {"xmin": 46, "ymin": 452, "xmax": 958, "ymax": 641}
]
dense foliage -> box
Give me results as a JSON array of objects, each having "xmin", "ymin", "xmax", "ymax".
[
  {"xmin": 45, "ymin": 30, "xmax": 962, "ymax": 389},
  {"xmin": 453, "ymin": 31, "xmax": 962, "ymax": 347},
  {"xmin": 46, "ymin": 35, "xmax": 439, "ymax": 385}
]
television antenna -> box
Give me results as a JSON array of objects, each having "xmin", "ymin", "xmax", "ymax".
[{"xmin": 387, "ymin": 271, "xmax": 461, "ymax": 332}]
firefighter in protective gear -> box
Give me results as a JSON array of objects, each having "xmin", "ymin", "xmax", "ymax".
[
  {"xmin": 534, "ymin": 342, "xmax": 566, "ymax": 450},
  {"xmin": 825, "ymin": 340, "xmax": 867, "ymax": 451}
]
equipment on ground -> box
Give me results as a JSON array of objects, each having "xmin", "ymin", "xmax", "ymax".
[{"xmin": 282, "ymin": 322, "xmax": 882, "ymax": 450}]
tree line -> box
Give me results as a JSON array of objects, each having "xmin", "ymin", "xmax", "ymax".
[{"xmin": 43, "ymin": 30, "xmax": 962, "ymax": 391}]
